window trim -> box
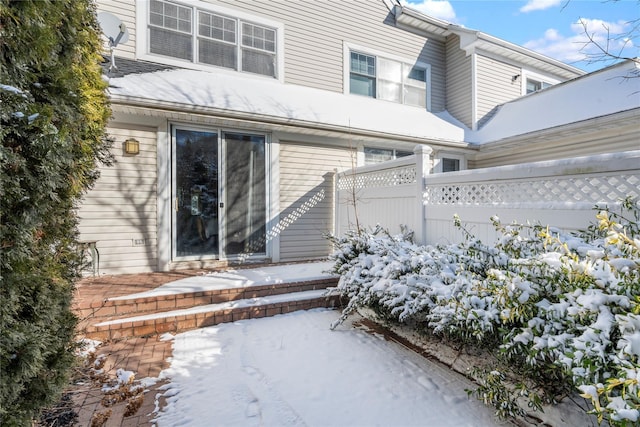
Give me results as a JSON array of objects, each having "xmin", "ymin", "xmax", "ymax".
[
  {"xmin": 521, "ymin": 69, "xmax": 559, "ymax": 96},
  {"xmin": 343, "ymin": 43, "xmax": 431, "ymax": 111},
  {"xmin": 136, "ymin": 0, "xmax": 285, "ymax": 82},
  {"xmin": 166, "ymin": 121, "xmax": 274, "ymax": 262},
  {"xmin": 434, "ymin": 152, "xmax": 466, "ymax": 173}
]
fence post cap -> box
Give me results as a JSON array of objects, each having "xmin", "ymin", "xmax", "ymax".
[{"xmin": 414, "ymin": 145, "xmax": 433, "ymax": 155}]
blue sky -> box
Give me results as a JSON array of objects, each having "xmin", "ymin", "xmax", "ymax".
[{"xmin": 403, "ymin": 0, "xmax": 639, "ymax": 72}]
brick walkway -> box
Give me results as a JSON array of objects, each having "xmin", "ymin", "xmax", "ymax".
[
  {"xmin": 69, "ymin": 262, "xmax": 330, "ymax": 426},
  {"xmin": 71, "ymin": 271, "xmax": 204, "ymax": 427},
  {"xmin": 71, "ymin": 337, "xmax": 171, "ymax": 427}
]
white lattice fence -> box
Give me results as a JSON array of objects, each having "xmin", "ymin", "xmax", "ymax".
[
  {"xmin": 335, "ymin": 156, "xmax": 420, "ymax": 237},
  {"xmin": 422, "ymin": 151, "xmax": 640, "ymax": 246},
  {"xmin": 425, "ymin": 174, "xmax": 640, "ymax": 206},
  {"xmin": 334, "ymin": 150, "xmax": 640, "ymax": 246},
  {"xmin": 337, "ymin": 165, "xmax": 417, "ymax": 190}
]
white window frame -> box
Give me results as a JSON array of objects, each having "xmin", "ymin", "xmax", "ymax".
[
  {"xmin": 362, "ymin": 146, "xmax": 413, "ymax": 165},
  {"xmin": 136, "ymin": 0, "xmax": 285, "ymax": 82},
  {"xmin": 433, "ymin": 152, "xmax": 466, "ymax": 173},
  {"xmin": 343, "ymin": 43, "xmax": 431, "ymax": 111},
  {"xmin": 521, "ymin": 69, "xmax": 559, "ymax": 96},
  {"xmin": 167, "ymin": 122, "xmax": 273, "ymax": 263}
]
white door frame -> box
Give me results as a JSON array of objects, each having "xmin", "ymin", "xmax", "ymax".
[{"xmin": 167, "ymin": 123, "xmax": 271, "ymax": 263}]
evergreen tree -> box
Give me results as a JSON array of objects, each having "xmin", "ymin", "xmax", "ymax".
[{"xmin": 0, "ymin": 1, "xmax": 111, "ymax": 424}]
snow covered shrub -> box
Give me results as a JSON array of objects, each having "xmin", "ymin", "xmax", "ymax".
[
  {"xmin": 327, "ymin": 225, "xmax": 432, "ymax": 329},
  {"xmin": 329, "ymin": 198, "xmax": 639, "ymax": 425}
]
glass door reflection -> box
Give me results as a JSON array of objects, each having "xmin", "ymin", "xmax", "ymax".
[
  {"xmin": 175, "ymin": 129, "xmax": 219, "ymax": 258},
  {"xmin": 223, "ymin": 132, "xmax": 266, "ymax": 256}
]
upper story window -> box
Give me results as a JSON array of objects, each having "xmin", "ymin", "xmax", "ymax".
[
  {"xmin": 348, "ymin": 49, "xmax": 429, "ymax": 109},
  {"xmin": 526, "ymin": 78, "xmax": 552, "ymax": 94},
  {"xmin": 146, "ymin": 0, "xmax": 279, "ymax": 78},
  {"xmin": 521, "ymin": 70, "xmax": 559, "ymax": 95}
]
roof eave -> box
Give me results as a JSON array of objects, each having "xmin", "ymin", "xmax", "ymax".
[
  {"xmin": 394, "ymin": 5, "xmax": 585, "ymax": 79},
  {"xmin": 393, "ymin": 5, "xmax": 450, "ymax": 41},
  {"xmin": 471, "ymin": 31, "xmax": 586, "ymax": 79}
]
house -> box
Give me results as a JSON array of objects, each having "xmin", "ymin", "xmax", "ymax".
[{"xmin": 81, "ymin": 0, "xmax": 640, "ymax": 275}]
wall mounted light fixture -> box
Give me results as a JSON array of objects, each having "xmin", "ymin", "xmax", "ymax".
[
  {"xmin": 124, "ymin": 138, "xmax": 140, "ymax": 155},
  {"xmin": 512, "ymin": 74, "xmax": 521, "ymax": 82}
]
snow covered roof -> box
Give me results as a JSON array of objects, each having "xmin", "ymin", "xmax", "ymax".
[
  {"xmin": 107, "ymin": 67, "xmax": 466, "ymax": 144},
  {"xmin": 469, "ymin": 59, "xmax": 640, "ymax": 144},
  {"xmin": 106, "ymin": 57, "xmax": 638, "ymax": 148}
]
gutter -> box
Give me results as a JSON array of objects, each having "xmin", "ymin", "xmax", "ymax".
[{"xmin": 470, "ymin": 30, "xmax": 585, "ymax": 77}]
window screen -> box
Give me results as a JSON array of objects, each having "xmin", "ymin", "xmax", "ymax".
[
  {"xmin": 364, "ymin": 148, "xmax": 394, "ymax": 164},
  {"xmin": 241, "ymin": 22, "xmax": 276, "ymax": 77},
  {"xmin": 242, "ymin": 22, "xmax": 276, "ymax": 52},
  {"xmin": 442, "ymin": 158, "xmax": 460, "ymax": 172},
  {"xmin": 350, "ymin": 52, "xmax": 376, "ymax": 97},
  {"xmin": 378, "ymin": 58, "xmax": 402, "ymax": 103},
  {"xmin": 404, "ymin": 65, "xmax": 426, "ymax": 107},
  {"xmin": 197, "ymin": 11, "xmax": 236, "ymax": 69},
  {"xmin": 242, "ymin": 49, "xmax": 275, "ymax": 77},
  {"xmin": 148, "ymin": 1, "xmax": 278, "ymax": 78},
  {"xmin": 364, "ymin": 148, "xmax": 412, "ymax": 165},
  {"xmin": 199, "ymin": 12, "xmax": 235, "ymax": 43},
  {"xmin": 349, "ymin": 51, "xmax": 427, "ymax": 108},
  {"xmin": 526, "ymin": 78, "xmax": 552, "ymax": 94},
  {"xmin": 149, "ymin": 0, "xmax": 193, "ymax": 60}
]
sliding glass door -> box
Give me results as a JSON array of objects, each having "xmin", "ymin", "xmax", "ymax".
[
  {"xmin": 174, "ymin": 129, "xmax": 220, "ymax": 258},
  {"xmin": 173, "ymin": 127, "xmax": 266, "ymax": 260},
  {"xmin": 223, "ymin": 133, "xmax": 266, "ymax": 256}
]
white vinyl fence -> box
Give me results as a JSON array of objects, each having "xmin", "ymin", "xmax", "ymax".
[{"xmin": 335, "ymin": 148, "xmax": 640, "ymax": 246}]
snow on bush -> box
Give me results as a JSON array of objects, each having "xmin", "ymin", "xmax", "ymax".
[{"xmin": 329, "ymin": 198, "xmax": 639, "ymax": 425}]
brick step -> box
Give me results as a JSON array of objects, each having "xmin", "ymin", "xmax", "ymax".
[
  {"xmin": 76, "ymin": 277, "xmax": 338, "ymax": 322},
  {"xmin": 84, "ymin": 290, "xmax": 342, "ymax": 341}
]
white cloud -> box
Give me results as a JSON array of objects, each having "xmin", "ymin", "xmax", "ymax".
[
  {"xmin": 402, "ymin": 0, "xmax": 458, "ymax": 23},
  {"xmin": 520, "ymin": 0, "xmax": 563, "ymax": 13},
  {"xmin": 523, "ymin": 18, "xmax": 635, "ymax": 64},
  {"xmin": 572, "ymin": 18, "xmax": 628, "ymax": 36}
]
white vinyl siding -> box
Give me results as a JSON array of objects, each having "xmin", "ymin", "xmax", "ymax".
[
  {"xmin": 445, "ymin": 35, "xmax": 473, "ymax": 128},
  {"xmin": 476, "ymin": 55, "xmax": 521, "ymax": 128},
  {"xmin": 471, "ymin": 114, "xmax": 639, "ymax": 168},
  {"xmin": 96, "ymin": 0, "xmax": 446, "ymax": 108},
  {"xmin": 278, "ymin": 142, "xmax": 352, "ymax": 261},
  {"xmin": 211, "ymin": 0, "xmax": 445, "ymax": 104},
  {"xmin": 77, "ymin": 125, "xmax": 158, "ymax": 274}
]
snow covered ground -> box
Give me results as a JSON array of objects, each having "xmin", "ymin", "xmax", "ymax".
[
  {"xmin": 153, "ymin": 308, "xmax": 509, "ymax": 427},
  {"xmin": 110, "ymin": 262, "xmax": 335, "ymax": 300}
]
